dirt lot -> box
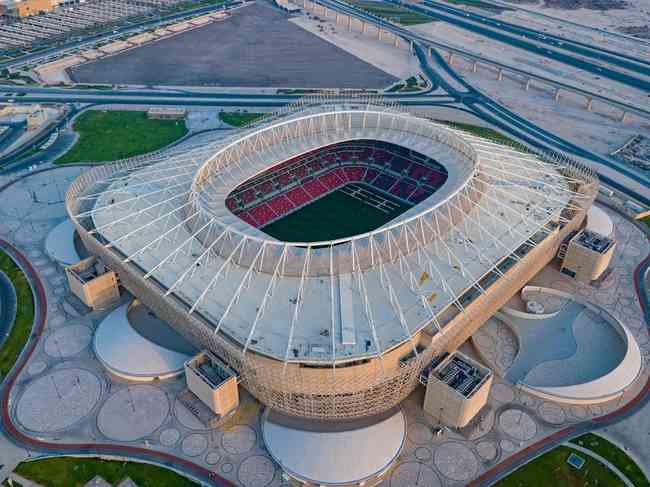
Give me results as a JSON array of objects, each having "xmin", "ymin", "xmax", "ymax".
[{"xmin": 69, "ymin": 3, "xmax": 396, "ymax": 88}]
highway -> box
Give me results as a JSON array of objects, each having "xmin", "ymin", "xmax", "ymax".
[
  {"xmin": 306, "ymin": 0, "xmax": 650, "ymax": 119},
  {"xmin": 411, "ymin": 0, "xmax": 650, "ymax": 75},
  {"xmin": 366, "ymin": 0, "xmax": 650, "ymax": 92}
]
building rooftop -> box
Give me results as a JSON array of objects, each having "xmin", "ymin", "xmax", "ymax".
[{"xmin": 71, "ymin": 101, "xmax": 590, "ymax": 364}]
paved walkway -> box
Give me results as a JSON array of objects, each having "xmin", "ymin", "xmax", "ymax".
[
  {"xmin": 564, "ymin": 442, "xmax": 635, "ymax": 487},
  {"xmin": 0, "ymin": 434, "xmax": 29, "ymax": 484},
  {"xmin": 8, "ymin": 473, "xmax": 45, "ymax": 487}
]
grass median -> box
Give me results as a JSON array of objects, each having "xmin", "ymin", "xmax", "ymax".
[
  {"xmin": 56, "ymin": 110, "xmax": 188, "ymax": 165},
  {"xmin": 15, "ymin": 457, "xmax": 199, "ymax": 487},
  {"xmin": 347, "ymin": 0, "xmax": 431, "ymax": 25},
  {"xmin": 219, "ymin": 111, "xmax": 268, "ymax": 127},
  {"xmin": 0, "ymin": 250, "xmax": 34, "ymax": 379}
]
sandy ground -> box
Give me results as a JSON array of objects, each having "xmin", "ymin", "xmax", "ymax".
[
  {"xmin": 497, "ymin": 0, "xmax": 650, "ymax": 40},
  {"xmin": 490, "ymin": 2, "xmax": 650, "ymax": 58},
  {"xmin": 409, "ymin": 20, "xmax": 650, "ymax": 110},
  {"xmin": 289, "ymin": 10, "xmax": 422, "ymax": 80}
]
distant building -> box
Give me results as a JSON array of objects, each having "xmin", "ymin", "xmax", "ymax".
[{"xmin": 2, "ymin": 0, "xmax": 57, "ymax": 17}]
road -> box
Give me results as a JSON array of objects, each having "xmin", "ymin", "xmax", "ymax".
[
  {"xmin": 407, "ymin": 0, "xmax": 650, "ymax": 76},
  {"xmin": 383, "ymin": 0, "xmax": 650, "ymax": 92}
]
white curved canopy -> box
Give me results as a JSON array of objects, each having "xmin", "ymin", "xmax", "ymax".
[{"xmin": 71, "ymin": 99, "xmax": 592, "ymax": 364}]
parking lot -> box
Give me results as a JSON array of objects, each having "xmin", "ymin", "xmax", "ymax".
[{"xmin": 69, "ymin": 3, "xmax": 396, "ymax": 88}]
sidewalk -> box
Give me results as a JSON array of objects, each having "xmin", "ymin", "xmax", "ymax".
[
  {"xmin": 0, "ymin": 434, "xmax": 30, "ymax": 486},
  {"xmin": 6, "ymin": 473, "xmax": 46, "ymax": 487}
]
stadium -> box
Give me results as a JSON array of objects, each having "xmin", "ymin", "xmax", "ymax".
[{"xmin": 65, "ymin": 97, "xmax": 598, "ymax": 421}]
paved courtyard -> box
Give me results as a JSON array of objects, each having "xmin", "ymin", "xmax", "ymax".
[{"xmin": 0, "ymin": 164, "xmax": 648, "ymax": 486}]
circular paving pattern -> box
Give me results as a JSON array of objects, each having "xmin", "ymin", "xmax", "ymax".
[
  {"xmin": 44, "ymin": 325, "xmax": 92, "ymax": 358},
  {"xmin": 159, "ymin": 428, "xmax": 180, "ymax": 447},
  {"xmin": 538, "ymin": 402, "xmax": 566, "ymax": 425},
  {"xmin": 206, "ymin": 451, "xmax": 221, "ymax": 465},
  {"xmin": 222, "ymin": 425, "xmax": 257, "ymax": 454},
  {"xmin": 49, "ymin": 315, "xmax": 66, "ymax": 328},
  {"xmin": 182, "ymin": 433, "xmax": 208, "ymax": 457},
  {"xmin": 238, "ymin": 455, "xmax": 275, "ymax": 487},
  {"xmin": 27, "ymin": 361, "xmax": 47, "ymax": 376},
  {"xmin": 434, "ymin": 442, "xmax": 478, "ymax": 482},
  {"xmin": 500, "ymin": 439, "xmax": 516, "ymax": 453},
  {"xmin": 517, "ymin": 392, "xmax": 539, "ymax": 408},
  {"xmin": 476, "ymin": 441, "xmax": 498, "ymax": 462},
  {"xmin": 391, "ymin": 462, "xmax": 442, "ymax": 487},
  {"xmin": 589, "ymin": 405, "xmax": 603, "ymax": 416},
  {"xmin": 221, "ymin": 463, "xmax": 234, "ymax": 474},
  {"xmin": 16, "ymin": 368, "xmax": 101, "ymax": 433},
  {"xmin": 570, "ymin": 406, "xmax": 588, "ymax": 420},
  {"xmin": 174, "ymin": 399, "xmax": 210, "ymax": 431},
  {"xmin": 97, "ymin": 385, "xmax": 169, "ymax": 441},
  {"xmin": 407, "ymin": 422, "xmax": 433, "ymax": 445},
  {"xmin": 414, "ymin": 447, "xmax": 432, "ymax": 462},
  {"xmin": 499, "ymin": 409, "xmax": 537, "ymax": 442}
]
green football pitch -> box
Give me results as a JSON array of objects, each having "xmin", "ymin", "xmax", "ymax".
[{"xmin": 262, "ymin": 186, "xmax": 410, "ymax": 242}]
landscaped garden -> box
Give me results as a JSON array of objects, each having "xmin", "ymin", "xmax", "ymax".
[
  {"xmin": 14, "ymin": 457, "xmax": 199, "ymax": 487},
  {"xmin": 56, "ymin": 110, "xmax": 188, "ymax": 165},
  {"xmin": 0, "ymin": 250, "xmax": 34, "ymax": 379}
]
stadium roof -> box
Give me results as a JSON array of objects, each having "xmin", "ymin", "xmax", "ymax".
[{"xmin": 70, "ymin": 97, "xmax": 594, "ymax": 364}]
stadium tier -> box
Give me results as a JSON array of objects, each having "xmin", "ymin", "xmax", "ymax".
[
  {"xmin": 66, "ymin": 98, "xmax": 598, "ymax": 419},
  {"xmin": 224, "ymin": 139, "xmax": 449, "ymax": 232}
]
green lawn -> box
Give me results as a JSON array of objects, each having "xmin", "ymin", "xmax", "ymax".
[
  {"xmin": 55, "ymin": 110, "xmax": 188, "ymax": 165},
  {"xmin": 347, "ymin": 0, "xmax": 432, "ymax": 25},
  {"xmin": 15, "ymin": 457, "xmax": 199, "ymax": 487},
  {"xmin": 441, "ymin": 0, "xmax": 511, "ymax": 13},
  {"xmin": 570, "ymin": 433, "xmax": 649, "ymax": 487},
  {"xmin": 261, "ymin": 185, "xmax": 410, "ymax": 242},
  {"xmin": 438, "ymin": 120, "xmax": 521, "ymax": 147},
  {"xmin": 494, "ymin": 446, "xmax": 625, "ymax": 487},
  {"xmin": 219, "ymin": 111, "xmax": 268, "ymax": 127},
  {"xmin": 0, "ymin": 250, "xmax": 35, "ymax": 379}
]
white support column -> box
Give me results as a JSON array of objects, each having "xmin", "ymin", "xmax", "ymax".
[
  {"xmin": 448, "ymin": 52, "xmax": 454, "ymax": 64},
  {"xmin": 472, "ymin": 61, "xmax": 478, "ymax": 73},
  {"xmin": 525, "ymin": 78, "xmax": 531, "ymax": 91},
  {"xmin": 378, "ymin": 28, "xmax": 382, "ymax": 41},
  {"xmin": 620, "ymin": 110, "xmax": 628, "ymax": 123},
  {"xmin": 394, "ymin": 35, "xmax": 399, "ymax": 48},
  {"xmin": 497, "ymin": 68, "xmax": 503, "ymax": 81},
  {"xmin": 348, "ymin": 14, "xmax": 352, "ymax": 31},
  {"xmin": 586, "ymin": 97, "xmax": 593, "ymax": 111},
  {"xmin": 554, "ymin": 88, "xmax": 561, "ymax": 102}
]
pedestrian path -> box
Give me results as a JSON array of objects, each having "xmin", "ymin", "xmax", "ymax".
[{"xmin": 7, "ymin": 472, "xmax": 46, "ymax": 487}]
